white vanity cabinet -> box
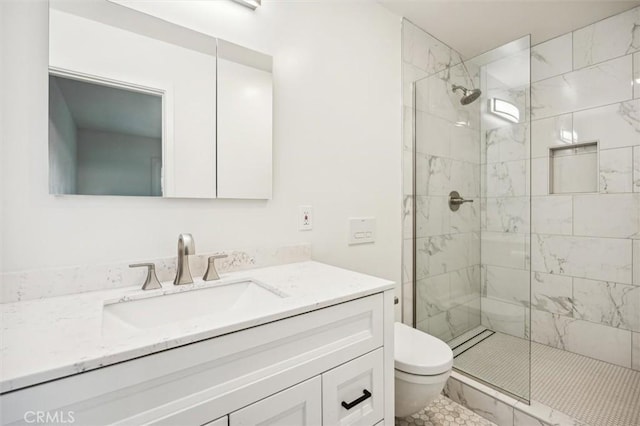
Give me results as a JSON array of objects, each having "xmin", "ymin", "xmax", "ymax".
[{"xmin": 0, "ymin": 291, "xmax": 394, "ymax": 426}]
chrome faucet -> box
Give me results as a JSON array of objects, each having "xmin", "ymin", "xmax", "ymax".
[{"xmin": 174, "ymin": 233, "xmax": 195, "ymax": 285}]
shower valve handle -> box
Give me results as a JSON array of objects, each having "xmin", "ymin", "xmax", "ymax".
[
  {"xmin": 449, "ymin": 190, "xmax": 473, "ymax": 211},
  {"xmin": 450, "ymin": 197, "xmax": 473, "ymax": 205}
]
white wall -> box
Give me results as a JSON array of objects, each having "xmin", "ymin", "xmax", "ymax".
[
  {"xmin": 48, "ymin": 76, "xmax": 77, "ymax": 194},
  {"xmin": 0, "ymin": 1, "xmax": 402, "ymax": 294}
]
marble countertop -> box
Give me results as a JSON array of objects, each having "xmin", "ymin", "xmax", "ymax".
[{"xmin": 0, "ymin": 261, "xmax": 394, "ymax": 394}]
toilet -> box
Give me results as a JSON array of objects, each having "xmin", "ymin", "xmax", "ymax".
[{"xmin": 394, "ymin": 322, "xmax": 454, "ymax": 418}]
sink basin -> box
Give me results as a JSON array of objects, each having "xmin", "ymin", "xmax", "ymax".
[{"xmin": 102, "ymin": 279, "xmax": 286, "ymax": 331}]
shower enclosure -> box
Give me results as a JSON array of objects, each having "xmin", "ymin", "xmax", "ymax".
[{"xmin": 412, "ymin": 36, "xmax": 532, "ymax": 402}]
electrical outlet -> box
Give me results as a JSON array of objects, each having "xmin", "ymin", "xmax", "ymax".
[{"xmin": 298, "ymin": 205, "xmax": 313, "ymax": 231}]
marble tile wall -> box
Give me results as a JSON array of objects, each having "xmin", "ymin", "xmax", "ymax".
[
  {"xmin": 527, "ymin": 5, "xmax": 640, "ymax": 369},
  {"xmin": 633, "ymin": 145, "xmax": 640, "ymax": 192},
  {"xmin": 634, "ymin": 52, "xmax": 640, "ymax": 99},
  {"xmin": 401, "ymin": 20, "xmax": 473, "ymax": 329},
  {"xmin": 530, "ymin": 34, "xmax": 572, "ymax": 82},
  {"xmin": 531, "ymin": 55, "xmax": 632, "ymax": 120},
  {"xmin": 572, "ymin": 7, "xmax": 640, "ymax": 69},
  {"xmin": 634, "ymin": 333, "xmax": 640, "ymax": 370}
]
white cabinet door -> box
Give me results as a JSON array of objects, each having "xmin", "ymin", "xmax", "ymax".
[
  {"xmin": 322, "ymin": 348, "xmax": 384, "ymax": 426},
  {"xmin": 216, "ymin": 53, "xmax": 272, "ymax": 200},
  {"xmin": 229, "ymin": 377, "xmax": 321, "ymax": 426}
]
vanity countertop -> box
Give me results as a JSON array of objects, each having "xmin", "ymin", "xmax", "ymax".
[{"xmin": 0, "ymin": 261, "xmax": 394, "ymax": 393}]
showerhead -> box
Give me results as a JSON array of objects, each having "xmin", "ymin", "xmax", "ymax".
[
  {"xmin": 460, "ymin": 88, "xmax": 482, "ymax": 105},
  {"xmin": 452, "ymin": 84, "xmax": 482, "ymax": 105}
]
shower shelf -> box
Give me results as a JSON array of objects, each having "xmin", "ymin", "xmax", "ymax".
[{"xmin": 549, "ymin": 141, "xmax": 598, "ymax": 194}]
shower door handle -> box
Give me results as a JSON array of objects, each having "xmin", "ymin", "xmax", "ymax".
[{"xmin": 449, "ymin": 191, "xmax": 473, "ymax": 211}]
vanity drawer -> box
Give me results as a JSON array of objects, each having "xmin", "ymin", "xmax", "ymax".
[
  {"xmin": 229, "ymin": 377, "xmax": 321, "ymax": 426},
  {"xmin": 322, "ymin": 348, "xmax": 384, "ymax": 426}
]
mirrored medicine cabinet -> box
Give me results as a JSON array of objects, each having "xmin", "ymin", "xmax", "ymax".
[{"xmin": 48, "ymin": 0, "xmax": 273, "ymax": 199}]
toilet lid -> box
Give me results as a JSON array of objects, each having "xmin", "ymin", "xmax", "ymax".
[{"xmin": 394, "ymin": 322, "xmax": 453, "ymax": 376}]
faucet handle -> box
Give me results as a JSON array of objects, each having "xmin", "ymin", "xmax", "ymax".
[
  {"xmin": 129, "ymin": 263, "xmax": 162, "ymax": 290},
  {"xmin": 203, "ymin": 254, "xmax": 228, "ymax": 281}
]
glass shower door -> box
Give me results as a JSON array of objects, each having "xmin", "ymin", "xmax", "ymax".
[{"xmin": 414, "ymin": 35, "xmax": 531, "ymax": 402}]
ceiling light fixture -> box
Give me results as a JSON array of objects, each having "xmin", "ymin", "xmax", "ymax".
[
  {"xmin": 490, "ymin": 98, "xmax": 520, "ymax": 123},
  {"xmin": 231, "ymin": 0, "xmax": 261, "ymax": 10}
]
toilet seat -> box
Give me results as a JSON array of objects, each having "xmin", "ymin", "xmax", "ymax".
[{"xmin": 394, "ymin": 322, "xmax": 453, "ymax": 376}]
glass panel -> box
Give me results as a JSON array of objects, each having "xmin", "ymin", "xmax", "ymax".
[
  {"xmin": 413, "ymin": 60, "xmax": 482, "ymax": 341},
  {"xmin": 414, "ymin": 35, "xmax": 531, "ymax": 402}
]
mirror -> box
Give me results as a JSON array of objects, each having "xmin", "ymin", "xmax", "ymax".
[
  {"xmin": 217, "ymin": 40, "xmax": 273, "ymax": 199},
  {"xmin": 48, "ymin": 0, "xmax": 273, "ymax": 199},
  {"xmin": 49, "ymin": 73, "xmax": 163, "ymax": 196}
]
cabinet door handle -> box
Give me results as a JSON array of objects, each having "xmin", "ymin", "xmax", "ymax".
[{"xmin": 341, "ymin": 389, "xmax": 372, "ymax": 410}]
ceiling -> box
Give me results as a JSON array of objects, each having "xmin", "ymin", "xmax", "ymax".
[{"xmin": 378, "ymin": 0, "xmax": 640, "ymax": 59}]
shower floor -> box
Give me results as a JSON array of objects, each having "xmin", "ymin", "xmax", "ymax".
[{"xmin": 454, "ymin": 332, "xmax": 640, "ymax": 426}]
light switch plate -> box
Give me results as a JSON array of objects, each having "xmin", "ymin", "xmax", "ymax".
[{"xmin": 348, "ymin": 217, "xmax": 375, "ymax": 245}]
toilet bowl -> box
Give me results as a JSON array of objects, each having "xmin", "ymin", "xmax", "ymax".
[{"xmin": 394, "ymin": 322, "xmax": 454, "ymax": 418}]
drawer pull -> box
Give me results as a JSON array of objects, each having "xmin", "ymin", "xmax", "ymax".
[{"xmin": 341, "ymin": 389, "xmax": 372, "ymax": 410}]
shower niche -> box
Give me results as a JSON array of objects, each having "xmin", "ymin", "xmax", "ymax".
[{"xmin": 549, "ymin": 141, "xmax": 598, "ymax": 194}]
